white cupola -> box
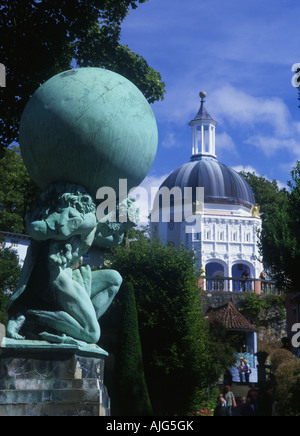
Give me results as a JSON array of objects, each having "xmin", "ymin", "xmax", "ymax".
[{"xmin": 189, "ymin": 92, "xmax": 218, "ymax": 159}]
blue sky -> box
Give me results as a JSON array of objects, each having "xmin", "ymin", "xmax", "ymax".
[{"xmin": 120, "ymin": 0, "xmax": 300, "ymax": 199}]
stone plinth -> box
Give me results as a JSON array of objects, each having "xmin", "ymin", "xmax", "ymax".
[{"xmin": 0, "ymin": 345, "xmax": 110, "ymax": 416}]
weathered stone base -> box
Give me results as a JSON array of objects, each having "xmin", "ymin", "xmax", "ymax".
[{"xmin": 0, "ymin": 351, "xmax": 111, "ymax": 416}]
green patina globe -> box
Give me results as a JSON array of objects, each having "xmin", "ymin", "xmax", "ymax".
[{"xmin": 19, "ymin": 68, "xmax": 158, "ymax": 198}]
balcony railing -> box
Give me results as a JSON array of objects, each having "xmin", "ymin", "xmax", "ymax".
[{"xmin": 201, "ymin": 277, "xmax": 281, "ymax": 295}]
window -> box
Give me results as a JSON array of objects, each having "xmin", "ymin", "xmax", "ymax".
[
  {"xmin": 203, "ymin": 125, "xmax": 209, "ymax": 154},
  {"xmin": 194, "ymin": 232, "xmax": 201, "ymax": 241},
  {"xmin": 206, "ymin": 230, "xmax": 212, "ymax": 240},
  {"xmin": 245, "ymin": 232, "xmax": 251, "ymax": 243},
  {"xmin": 232, "ymin": 231, "xmax": 238, "ymax": 242}
]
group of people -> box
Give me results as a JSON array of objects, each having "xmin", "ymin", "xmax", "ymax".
[
  {"xmin": 214, "ymin": 386, "xmax": 236, "ymax": 417},
  {"xmin": 239, "ymin": 269, "xmax": 266, "ymax": 292},
  {"xmin": 214, "ymin": 384, "xmax": 265, "ymax": 417},
  {"xmin": 238, "ymin": 357, "xmax": 251, "ymax": 384}
]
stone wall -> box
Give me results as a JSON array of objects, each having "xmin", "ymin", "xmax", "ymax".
[
  {"xmin": 201, "ymin": 291, "xmax": 247, "ymax": 313},
  {"xmin": 0, "ymin": 352, "xmax": 111, "ymax": 416}
]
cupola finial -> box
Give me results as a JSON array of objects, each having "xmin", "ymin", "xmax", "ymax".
[{"xmin": 199, "ymin": 91, "xmax": 207, "ymax": 102}]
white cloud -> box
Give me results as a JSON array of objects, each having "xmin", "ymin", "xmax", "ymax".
[
  {"xmin": 210, "ymin": 84, "xmax": 291, "ymax": 137},
  {"xmin": 245, "ymin": 136, "xmax": 300, "ymax": 158},
  {"xmin": 215, "ymin": 132, "xmax": 237, "ymax": 154},
  {"xmin": 294, "ymin": 122, "xmax": 300, "ymax": 135},
  {"xmin": 207, "ymin": 85, "xmax": 300, "ymax": 160},
  {"xmin": 161, "ymin": 132, "xmax": 181, "ymax": 149},
  {"xmin": 155, "ymin": 82, "xmax": 295, "ymax": 143},
  {"xmin": 153, "ymin": 82, "xmax": 198, "ymax": 125}
]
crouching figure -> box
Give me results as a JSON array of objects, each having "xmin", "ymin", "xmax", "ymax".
[{"xmin": 6, "ymin": 183, "xmax": 138, "ymax": 348}]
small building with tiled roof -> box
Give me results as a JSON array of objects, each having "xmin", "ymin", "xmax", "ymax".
[
  {"xmin": 206, "ymin": 299, "xmax": 258, "ymax": 384},
  {"xmin": 206, "ymin": 300, "xmax": 256, "ymax": 332}
]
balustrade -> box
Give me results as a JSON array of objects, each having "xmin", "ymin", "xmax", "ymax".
[{"xmin": 202, "ymin": 277, "xmax": 280, "ymax": 295}]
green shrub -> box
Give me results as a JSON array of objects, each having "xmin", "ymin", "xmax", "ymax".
[{"xmin": 274, "ymin": 359, "xmax": 300, "ymax": 416}]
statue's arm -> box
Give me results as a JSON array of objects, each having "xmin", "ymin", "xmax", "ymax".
[
  {"xmin": 93, "ymin": 199, "xmax": 139, "ymax": 248},
  {"xmin": 93, "ymin": 231, "xmax": 124, "ymax": 248}
]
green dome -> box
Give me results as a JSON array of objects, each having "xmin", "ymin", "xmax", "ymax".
[{"xmin": 19, "ymin": 68, "xmax": 158, "ymax": 199}]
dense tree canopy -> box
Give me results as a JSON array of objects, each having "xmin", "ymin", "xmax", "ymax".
[
  {"xmin": 0, "ymin": 0, "xmax": 165, "ymax": 151},
  {"xmin": 0, "ymin": 145, "xmax": 40, "ymax": 234},
  {"xmin": 0, "ymin": 236, "xmax": 21, "ymax": 325}
]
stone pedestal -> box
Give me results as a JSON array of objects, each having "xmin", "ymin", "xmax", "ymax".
[{"xmin": 0, "ymin": 347, "xmax": 111, "ymax": 416}]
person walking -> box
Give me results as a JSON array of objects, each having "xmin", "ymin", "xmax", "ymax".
[
  {"xmin": 224, "ymin": 385, "xmax": 236, "ymax": 416},
  {"xmin": 247, "ymin": 384, "xmax": 259, "ymax": 416},
  {"xmin": 214, "ymin": 397, "xmax": 230, "ymax": 417},
  {"xmin": 241, "ymin": 397, "xmax": 255, "ymax": 417}
]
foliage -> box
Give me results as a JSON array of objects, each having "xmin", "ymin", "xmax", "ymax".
[
  {"xmin": 241, "ymin": 172, "xmax": 289, "ymax": 221},
  {"xmin": 250, "ymin": 338, "xmax": 300, "ymax": 416},
  {"xmin": 0, "ymin": 237, "xmax": 21, "ymax": 324},
  {"xmin": 188, "ymin": 386, "xmax": 219, "ymax": 417},
  {"xmin": 113, "ymin": 282, "xmax": 153, "ymax": 416},
  {"xmin": 0, "ymin": 0, "xmax": 166, "ymax": 151},
  {"xmin": 0, "ymin": 145, "xmax": 40, "ymax": 234},
  {"xmin": 268, "ymin": 347, "xmax": 300, "ymax": 416},
  {"xmin": 239, "ymin": 293, "xmax": 286, "ymax": 327},
  {"xmin": 275, "ymin": 362, "xmax": 300, "ymax": 416},
  {"xmin": 208, "ymin": 322, "xmax": 238, "ymax": 370},
  {"xmin": 286, "ymin": 163, "xmax": 300, "ymax": 289},
  {"xmin": 106, "ymin": 235, "xmax": 217, "ymax": 415}
]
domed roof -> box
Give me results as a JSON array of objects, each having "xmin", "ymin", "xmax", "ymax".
[{"xmin": 161, "ymin": 156, "xmax": 255, "ymax": 209}]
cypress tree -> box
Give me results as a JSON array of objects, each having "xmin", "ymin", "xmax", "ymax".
[{"xmin": 114, "ymin": 282, "xmax": 152, "ymax": 416}]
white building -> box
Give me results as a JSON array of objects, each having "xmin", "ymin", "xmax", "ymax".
[
  {"xmin": 151, "ymin": 92, "xmax": 263, "ymax": 288},
  {"xmin": 0, "ymin": 232, "xmax": 31, "ymax": 267}
]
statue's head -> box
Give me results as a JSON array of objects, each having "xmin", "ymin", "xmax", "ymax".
[{"xmin": 38, "ymin": 183, "xmax": 96, "ymax": 216}]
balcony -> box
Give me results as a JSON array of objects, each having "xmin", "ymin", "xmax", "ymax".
[{"xmin": 201, "ymin": 277, "xmax": 281, "ymax": 295}]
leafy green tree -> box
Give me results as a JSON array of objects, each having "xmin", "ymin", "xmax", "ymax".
[
  {"xmin": 240, "ymin": 172, "xmax": 290, "ymax": 226},
  {"xmin": 113, "ymin": 282, "xmax": 153, "ymax": 416},
  {"xmin": 285, "ymin": 163, "xmax": 300, "ymax": 290},
  {"xmin": 0, "ymin": 145, "xmax": 40, "ymax": 234},
  {"xmin": 0, "ymin": 236, "xmax": 21, "ymax": 324},
  {"xmin": 106, "ymin": 235, "xmax": 218, "ymax": 415},
  {"xmin": 0, "ymin": 0, "xmax": 166, "ymax": 151}
]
